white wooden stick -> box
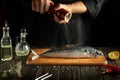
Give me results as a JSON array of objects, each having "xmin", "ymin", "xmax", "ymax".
[
  {"xmin": 41, "ymin": 74, "xmax": 53, "ymax": 80},
  {"xmin": 35, "ymin": 73, "xmax": 49, "ymax": 80}
]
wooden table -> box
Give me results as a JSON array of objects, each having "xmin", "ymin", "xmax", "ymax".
[{"xmin": 0, "ymin": 47, "xmax": 120, "ymax": 80}]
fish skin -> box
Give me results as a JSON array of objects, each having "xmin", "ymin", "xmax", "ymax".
[{"xmin": 38, "ymin": 47, "xmax": 103, "ymax": 58}]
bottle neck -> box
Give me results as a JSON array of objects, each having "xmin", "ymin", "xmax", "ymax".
[
  {"xmin": 3, "ymin": 28, "xmax": 10, "ymax": 37},
  {"xmin": 20, "ymin": 32, "xmax": 27, "ymax": 43},
  {"xmin": 20, "ymin": 37, "xmax": 26, "ymax": 42}
]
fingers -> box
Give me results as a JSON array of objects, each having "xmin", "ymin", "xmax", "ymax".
[
  {"xmin": 53, "ymin": 4, "xmax": 62, "ymax": 11},
  {"xmin": 32, "ymin": 0, "xmax": 39, "ymax": 12},
  {"xmin": 32, "ymin": 0, "xmax": 35, "ymax": 11},
  {"xmin": 54, "ymin": 4, "xmax": 67, "ymax": 11},
  {"xmin": 39, "ymin": 0, "xmax": 44, "ymax": 13},
  {"xmin": 32, "ymin": 0, "xmax": 70, "ymax": 24},
  {"xmin": 53, "ymin": 14, "xmax": 69, "ymax": 24},
  {"xmin": 35, "ymin": 0, "xmax": 40, "ymax": 12},
  {"xmin": 32, "ymin": 0, "xmax": 51, "ymax": 14},
  {"xmin": 44, "ymin": 0, "xmax": 50, "ymax": 12}
]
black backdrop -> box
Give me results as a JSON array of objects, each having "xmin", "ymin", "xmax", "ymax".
[
  {"xmin": 90, "ymin": 0, "xmax": 120, "ymax": 47},
  {"xmin": 0, "ymin": 0, "xmax": 120, "ymax": 47}
]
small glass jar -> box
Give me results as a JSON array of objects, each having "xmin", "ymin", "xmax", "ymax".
[{"xmin": 15, "ymin": 28, "xmax": 30, "ymax": 56}]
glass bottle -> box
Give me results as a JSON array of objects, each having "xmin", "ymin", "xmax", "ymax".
[
  {"xmin": 15, "ymin": 28, "xmax": 30, "ymax": 56},
  {"xmin": 1, "ymin": 21, "xmax": 13, "ymax": 61}
]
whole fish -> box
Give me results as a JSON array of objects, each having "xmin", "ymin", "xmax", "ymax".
[{"xmin": 31, "ymin": 47, "xmax": 103, "ymax": 60}]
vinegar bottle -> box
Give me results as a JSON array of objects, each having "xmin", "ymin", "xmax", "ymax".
[
  {"xmin": 0, "ymin": 21, "xmax": 13, "ymax": 61},
  {"xmin": 15, "ymin": 28, "xmax": 30, "ymax": 56}
]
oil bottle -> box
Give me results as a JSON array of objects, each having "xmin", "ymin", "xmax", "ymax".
[
  {"xmin": 15, "ymin": 28, "xmax": 30, "ymax": 56},
  {"xmin": 0, "ymin": 21, "xmax": 13, "ymax": 61}
]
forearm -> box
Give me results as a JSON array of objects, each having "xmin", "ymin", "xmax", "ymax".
[
  {"xmin": 66, "ymin": 0, "xmax": 104, "ymax": 17},
  {"xmin": 67, "ymin": 1, "xmax": 87, "ymax": 14}
]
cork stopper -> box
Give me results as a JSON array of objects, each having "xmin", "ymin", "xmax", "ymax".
[{"xmin": 20, "ymin": 28, "xmax": 27, "ymax": 37}]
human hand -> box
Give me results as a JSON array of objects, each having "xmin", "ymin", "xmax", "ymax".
[
  {"xmin": 32, "ymin": 0, "xmax": 72, "ymax": 24},
  {"xmin": 32, "ymin": 0, "xmax": 51, "ymax": 14},
  {"xmin": 53, "ymin": 4, "xmax": 72, "ymax": 24}
]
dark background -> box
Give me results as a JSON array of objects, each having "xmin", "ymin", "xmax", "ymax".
[
  {"xmin": 0, "ymin": 0, "xmax": 120, "ymax": 47},
  {"xmin": 90, "ymin": 0, "xmax": 120, "ymax": 47}
]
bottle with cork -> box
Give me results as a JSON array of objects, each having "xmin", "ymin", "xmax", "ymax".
[
  {"xmin": 0, "ymin": 21, "xmax": 13, "ymax": 61},
  {"xmin": 15, "ymin": 28, "xmax": 30, "ymax": 56}
]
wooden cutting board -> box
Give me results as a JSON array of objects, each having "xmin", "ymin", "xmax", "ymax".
[{"xmin": 26, "ymin": 48, "xmax": 108, "ymax": 65}]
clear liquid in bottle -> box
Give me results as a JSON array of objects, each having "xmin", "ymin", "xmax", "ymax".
[
  {"xmin": 15, "ymin": 28, "xmax": 30, "ymax": 56},
  {"xmin": 1, "ymin": 21, "xmax": 13, "ymax": 61},
  {"xmin": 1, "ymin": 45, "xmax": 13, "ymax": 61}
]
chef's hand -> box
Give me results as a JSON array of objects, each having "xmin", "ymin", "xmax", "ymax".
[
  {"xmin": 53, "ymin": 3, "xmax": 72, "ymax": 24},
  {"xmin": 32, "ymin": 0, "xmax": 72, "ymax": 24},
  {"xmin": 32, "ymin": 0, "xmax": 51, "ymax": 14}
]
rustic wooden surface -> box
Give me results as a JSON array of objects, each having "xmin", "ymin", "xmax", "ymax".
[{"xmin": 0, "ymin": 47, "xmax": 120, "ymax": 80}]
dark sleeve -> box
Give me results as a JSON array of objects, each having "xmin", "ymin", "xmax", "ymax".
[{"xmin": 82, "ymin": 0, "xmax": 105, "ymax": 18}]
